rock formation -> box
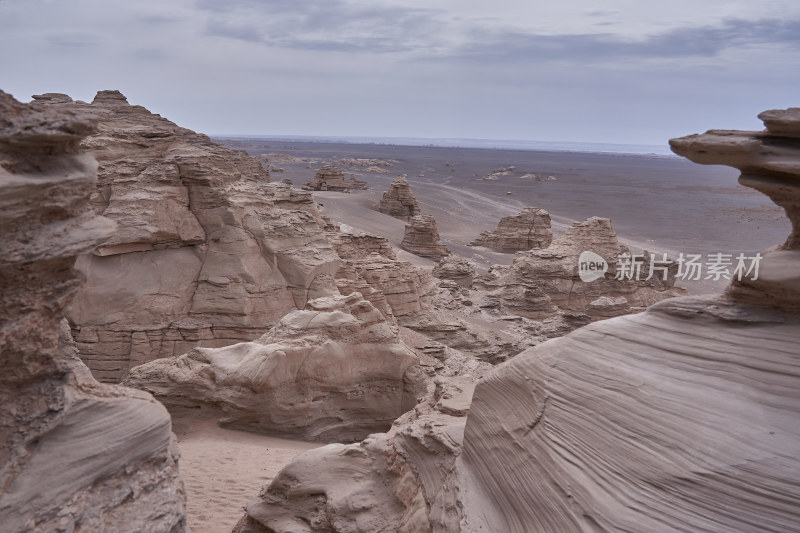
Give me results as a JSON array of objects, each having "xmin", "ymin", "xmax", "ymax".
[
  {"xmin": 433, "ymin": 255, "xmax": 476, "ymax": 287},
  {"xmin": 469, "ymin": 206, "xmax": 553, "ymax": 252},
  {"xmin": 124, "ymin": 293, "xmax": 420, "ymax": 442},
  {"xmin": 379, "ymin": 176, "xmax": 420, "ymax": 220},
  {"xmin": 303, "ymin": 165, "xmax": 368, "ymax": 191},
  {"xmin": 479, "ymin": 216, "xmax": 686, "ymax": 317},
  {"xmin": 401, "ymin": 214, "xmax": 450, "ymax": 260},
  {"xmin": 0, "ymin": 91, "xmax": 186, "ymax": 532},
  {"xmin": 236, "ymin": 109, "xmax": 800, "ymax": 533},
  {"xmin": 34, "ymin": 91, "xmax": 340, "ymax": 381}
]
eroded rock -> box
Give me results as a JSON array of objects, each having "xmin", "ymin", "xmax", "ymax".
[
  {"xmin": 470, "ymin": 207, "xmax": 553, "ymax": 252},
  {"xmin": 379, "ymin": 176, "xmax": 420, "ymax": 220},
  {"xmin": 124, "ymin": 293, "xmax": 419, "ymax": 442},
  {"xmin": 0, "ymin": 91, "xmax": 186, "ymax": 533},
  {"xmin": 401, "ymin": 214, "xmax": 450, "ymax": 260}
]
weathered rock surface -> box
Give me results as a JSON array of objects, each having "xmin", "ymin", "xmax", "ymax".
[
  {"xmin": 237, "ymin": 109, "xmax": 800, "ymax": 533},
  {"xmin": 469, "ymin": 207, "xmax": 553, "ymax": 252},
  {"xmin": 124, "ymin": 293, "xmax": 420, "ymax": 442},
  {"xmin": 34, "ymin": 91, "xmax": 340, "ymax": 381},
  {"xmin": 0, "ymin": 91, "xmax": 186, "ymax": 532},
  {"xmin": 480, "ymin": 216, "xmax": 686, "ymax": 317},
  {"xmin": 401, "ymin": 214, "xmax": 450, "ymax": 260},
  {"xmin": 586, "ymin": 295, "xmax": 631, "ymax": 318},
  {"xmin": 433, "ymin": 255, "xmax": 476, "ymax": 287},
  {"xmin": 455, "ymin": 108, "xmax": 800, "ymax": 532},
  {"xmin": 379, "ymin": 176, "xmax": 420, "ymax": 220},
  {"xmin": 303, "ymin": 165, "xmax": 368, "ymax": 191}
]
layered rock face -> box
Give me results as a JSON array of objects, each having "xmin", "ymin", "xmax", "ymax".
[
  {"xmin": 124, "ymin": 293, "xmax": 420, "ymax": 442},
  {"xmin": 469, "ymin": 206, "xmax": 553, "ymax": 252},
  {"xmin": 0, "ymin": 91, "xmax": 186, "ymax": 532},
  {"xmin": 481, "ymin": 216, "xmax": 686, "ymax": 317},
  {"xmin": 433, "ymin": 255, "xmax": 476, "ymax": 287},
  {"xmin": 401, "ymin": 214, "xmax": 450, "ymax": 260},
  {"xmin": 35, "ymin": 91, "xmax": 339, "ymax": 381},
  {"xmin": 456, "ymin": 109, "xmax": 800, "ymax": 532},
  {"xmin": 379, "ymin": 176, "xmax": 420, "ymax": 220},
  {"xmin": 303, "ymin": 165, "xmax": 368, "ymax": 191}
]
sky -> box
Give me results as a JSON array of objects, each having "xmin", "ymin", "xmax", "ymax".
[{"xmin": 1, "ymin": 0, "xmax": 798, "ymax": 147}]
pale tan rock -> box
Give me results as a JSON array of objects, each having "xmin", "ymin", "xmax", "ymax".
[
  {"xmin": 470, "ymin": 207, "xmax": 553, "ymax": 252},
  {"xmin": 586, "ymin": 295, "xmax": 631, "ymax": 318},
  {"xmin": 453, "ymin": 110, "xmax": 800, "ymax": 533},
  {"xmin": 0, "ymin": 91, "xmax": 186, "ymax": 533},
  {"xmin": 401, "ymin": 214, "xmax": 450, "ymax": 260},
  {"xmin": 483, "ymin": 216, "xmax": 686, "ymax": 317},
  {"xmin": 303, "ymin": 165, "xmax": 367, "ymax": 191},
  {"xmin": 433, "ymin": 255, "xmax": 476, "ymax": 287},
  {"xmin": 124, "ymin": 293, "xmax": 420, "ymax": 442},
  {"xmin": 379, "ymin": 176, "xmax": 421, "ymax": 220},
  {"xmin": 35, "ymin": 91, "xmax": 340, "ymax": 381}
]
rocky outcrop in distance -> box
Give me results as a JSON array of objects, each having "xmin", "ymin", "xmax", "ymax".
[
  {"xmin": 124, "ymin": 293, "xmax": 420, "ymax": 442},
  {"xmin": 34, "ymin": 91, "xmax": 341, "ymax": 382},
  {"xmin": 0, "ymin": 91, "xmax": 186, "ymax": 532},
  {"xmin": 401, "ymin": 214, "xmax": 450, "ymax": 260},
  {"xmin": 478, "ymin": 216, "xmax": 687, "ymax": 317},
  {"xmin": 378, "ymin": 175, "xmax": 421, "ymax": 220},
  {"xmin": 302, "ymin": 165, "xmax": 369, "ymax": 191},
  {"xmin": 470, "ymin": 206, "xmax": 553, "ymax": 252}
]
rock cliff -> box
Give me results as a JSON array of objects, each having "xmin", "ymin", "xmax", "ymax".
[
  {"xmin": 35, "ymin": 91, "xmax": 340, "ymax": 382},
  {"xmin": 0, "ymin": 91, "xmax": 186, "ymax": 532}
]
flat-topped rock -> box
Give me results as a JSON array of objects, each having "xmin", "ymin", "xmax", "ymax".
[
  {"xmin": 400, "ymin": 214, "xmax": 450, "ymax": 260},
  {"xmin": 302, "ymin": 165, "xmax": 368, "ymax": 191},
  {"xmin": 470, "ymin": 207, "xmax": 553, "ymax": 252}
]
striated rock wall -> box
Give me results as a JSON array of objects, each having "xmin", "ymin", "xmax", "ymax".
[
  {"xmin": 35, "ymin": 91, "xmax": 340, "ymax": 381},
  {"xmin": 0, "ymin": 91, "xmax": 186, "ymax": 532},
  {"xmin": 379, "ymin": 176, "xmax": 421, "ymax": 220},
  {"xmin": 469, "ymin": 206, "xmax": 553, "ymax": 252},
  {"xmin": 401, "ymin": 214, "xmax": 450, "ymax": 260},
  {"xmin": 457, "ymin": 108, "xmax": 800, "ymax": 532}
]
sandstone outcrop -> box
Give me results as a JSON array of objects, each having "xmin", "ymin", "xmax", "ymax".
[
  {"xmin": 469, "ymin": 206, "xmax": 553, "ymax": 252},
  {"xmin": 34, "ymin": 91, "xmax": 340, "ymax": 381},
  {"xmin": 303, "ymin": 165, "xmax": 368, "ymax": 191},
  {"xmin": 236, "ymin": 110, "xmax": 800, "ymax": 533},
  {"xmin": 433, "ymin": 255, "xmax": 476, "ymax": 287},
  {"xmin": 456, "ymin": 108, "xmax": 800, "ymax": 532},
  {"xmin": 124, "ymin": 293, "xmax": 420, "ymax": 442},
  {"xmin": 0, "ymin": 91, "xmax": 186, "ymax": 532},
  {"xmin": 479, "ymin": 216, "xmax": 686, "ymax": 317},
  {"xmin": 379, "ymin": 176, "xmax": 420, "ymax": 220},
  {"xmin": 401, "ymin": 214, "xmax": 450, "ymax": 260}
]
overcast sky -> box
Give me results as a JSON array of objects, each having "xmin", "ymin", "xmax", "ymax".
[{"xmin": 1, "ymin": 0, "xmax": 798, "ymax": 146}]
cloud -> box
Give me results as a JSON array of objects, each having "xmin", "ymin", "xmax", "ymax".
[
  {"xmin": 440, "ymin": 18, "xmax": 800, "ymax": 65},
  {"xmin": 199, "ymin": 0, "xmax": 443, "ymax": 53}
]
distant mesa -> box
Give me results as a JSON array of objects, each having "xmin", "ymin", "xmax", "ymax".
[
  {"xmin": 302, "ymin": 165, "xmax": 369, "ymax": 192},
  {"xmin": 379, "ymin": 175, "xmax": 420, "ymax": 220},
  {"xmin": 400, "ymin": 214, "xmax": 450, "ymax": 260},
  {"xmin": 470, "ymin": 206, "xmax": 553, "ymax": 252}
]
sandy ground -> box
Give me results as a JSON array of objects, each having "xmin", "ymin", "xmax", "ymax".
[{"xmin": 175, "ymin": 419, "xmax": 320, "ymax": 533}]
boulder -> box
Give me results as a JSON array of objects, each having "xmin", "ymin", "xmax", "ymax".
[
  {"xmin": 433, "ymin": 255, "xmax": 476, "ymax": 287},
  {"xmin": 124, "ymin": 293, "xmax": 420, "ymax": 442}
]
